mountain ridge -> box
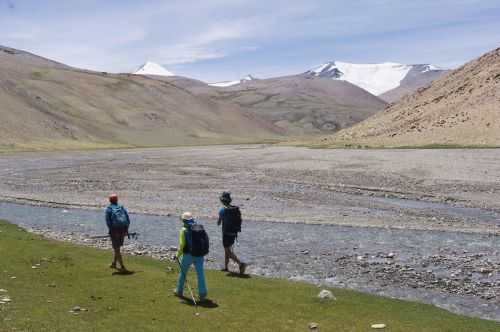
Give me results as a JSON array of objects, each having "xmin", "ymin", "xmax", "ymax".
[{"xmin": 305, "ymin": 61, "xmax": 446, "ymax": 98}]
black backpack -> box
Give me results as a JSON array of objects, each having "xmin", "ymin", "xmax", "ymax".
[
  {"xmin": 187, "ymin": 224, "xmax": 210, "ymax": 257},
  {"xmin": 222, "ymin": 206, "xmax": 242, "ymax": 234}
]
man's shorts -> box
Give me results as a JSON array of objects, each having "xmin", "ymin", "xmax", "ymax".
[
  {"xmin": 110, "ymin": 227, "xmax": 127, "ymax": 249},
  {"xmin": 223, "ymin": 233, "xmax": 237, "ymax": 248}
]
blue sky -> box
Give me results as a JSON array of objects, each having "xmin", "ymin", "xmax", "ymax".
[{"xmin": 1, "ymin": 0, "xmax": 499, "ymax": 82}]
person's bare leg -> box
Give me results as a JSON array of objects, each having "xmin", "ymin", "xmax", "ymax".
[
  {"xmin": 115, "ymin": 248, "xmax": 126, "ymax": 270},
  {"xmin": 228, "ymin": 247, "xmax": 246, "ymax": 274},
  {"xmin": 110, "ymin": 248, "xmax": 117, "ymax": 268},
  {"xmin": 228, "ymin": 247, "xmax": 241, "ymax": 265},
  {"xmin": 224, "ymin": 247, "xmax": 231, "ymax": 270}
]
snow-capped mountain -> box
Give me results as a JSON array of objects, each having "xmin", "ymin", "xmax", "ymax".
[
  {"xmin": 133, "ymin": 61, "xmax": 175, "ymax": 77},
  {"xmin": 307, "ymin": 61, "xmax": 443, "ymax": 96},
  {"xmin": 209, "ymin": 74, "xmax": 256, "ymax": 87}
]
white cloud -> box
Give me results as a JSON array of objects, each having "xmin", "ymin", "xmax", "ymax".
[{"xmin": 157, "ymin": 44, "xmax": 226, "ymax": 65}]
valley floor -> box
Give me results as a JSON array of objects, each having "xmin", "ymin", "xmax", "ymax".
[{"xmin": 0, "ymin": 145, "xmax": 499, "ymax": 321}]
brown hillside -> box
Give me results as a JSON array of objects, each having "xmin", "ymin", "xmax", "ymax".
[
  {"xmin": 319, "ymin": 47, "xmax": 500, "ymax": 147},
  {"xmin": 0, "ymin": 46, "xmax": 281, "ymax": 151},
  {"xmin": 165, "ymin": 75, "xmax": 387, "ymax": 136}
]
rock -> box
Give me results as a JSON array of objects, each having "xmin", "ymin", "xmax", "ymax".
[
  {"xmin": 318, "ymin": 289, "xmax": 336, "ymax": 300},
  {"xmin": 72, "ymin": 306, "xmax": 81, "ymax": 312},
  {"xmin": 0, "ymin": 289, "xmax": 7, "ymax": 292},
  {"xmin": 168, "ymin": 246, "xmax": 178, "ymax": 252},
  {"xmin": 10, "ymin": 276, "xmax": 16, "ymax": 279},
  {"xmin": 371, "ymin": 324, "xmax": 386, "ymax": 329},
  {"xmin": 32, "ymin": 266, "xmax": 38, "ymax": 269},
  {"xmin": 308, "ymin": 322, "xmax": 319, "ymax": 330},
  {"xmin": 386, "ymin": 253, "xmax": 395, "ymax": 259},
  {"xmin": 479, "ymin": 268, "xmax": 493, "ymax": 274}
]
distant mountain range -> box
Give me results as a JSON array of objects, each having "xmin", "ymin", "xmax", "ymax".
[
  {"xmin": 132, "ymin": 60, "xmax": 447, "ymax": 103},
  {"xmin": 0, "ymin": 43, "xmax": 473, "ymax": 151}
]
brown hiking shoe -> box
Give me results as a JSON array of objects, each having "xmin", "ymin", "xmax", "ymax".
[{"xmin": 239, "ymin": 263, "xmax": 247, "ymax": 275}]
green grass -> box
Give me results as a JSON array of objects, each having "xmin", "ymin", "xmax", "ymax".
[{"xmin": 0, "ymin": 220, "xmax": 498, "ymax": 332}]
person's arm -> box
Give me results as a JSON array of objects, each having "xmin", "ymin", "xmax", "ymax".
[
  {"xmin": 124, "ymin": 208, "xmax": 131, "ymax": 232},
  {"xmin": 105, "ymin": 207, "xmax": 112, "ymax": 231},
  {"xmin": 175, "ymin": 228, "xmax": 186, "ymax": 259},
  {"xmin": 217, "ymin": 208, "xmax": 224, "ymax": 226}
]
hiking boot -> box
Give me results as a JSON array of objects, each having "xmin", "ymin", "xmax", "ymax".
[
  {"xmin": 239, "ymin": 262, "xmax": 247, "ymax": 275},
  {"xmin": 118, "ymin": 266, "xmax": 130, "ymax": 273},
  {"xmin": 109, "ymin": 263, "xmax": 117, "ymax": 269},
  {"xmin": 199, "ymin": 294, "xmax": 208, "ymax": 303}
]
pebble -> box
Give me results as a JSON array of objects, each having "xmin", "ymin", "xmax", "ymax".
[
  {"xmin": 308, "ymin": 322, "xmax": 319, "ymax": 330},
  {"xmin": 318, "ymin": 289, "xmax": 336, "ymax": 300},
  {"xmin": 371, "ymin": 323, "xmax": 386, "ymax": 329},
  {"xmin": 0, "ymin": 289, "xmax": 7, "ymax": 293}
]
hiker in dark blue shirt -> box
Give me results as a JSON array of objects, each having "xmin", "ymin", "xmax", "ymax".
[
  {"xmin": 218, "ymin": 192, "xmax": 246, "ymax": 274},
  {"xmin": 105, "ymin": 193, "xmax": 130, "ymax": 272}
]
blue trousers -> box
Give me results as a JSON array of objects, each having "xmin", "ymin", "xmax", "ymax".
[{"xmin": 176, "ymin": 254, "xmax": 207, "ymax": 298}]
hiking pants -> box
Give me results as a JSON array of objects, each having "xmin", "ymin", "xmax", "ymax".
[{"xmin": 176, "ymin": 254, "xmax": 207, "ymax": 298}]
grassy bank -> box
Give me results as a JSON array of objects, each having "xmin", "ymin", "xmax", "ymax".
[{"xmin": 0, "ymin": 220, "xmax": 498, "ymax": 332}]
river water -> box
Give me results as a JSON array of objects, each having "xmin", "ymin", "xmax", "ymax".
[{"xmin": 1, "ymin": 201, "xmax": 499, "ymax": 321}]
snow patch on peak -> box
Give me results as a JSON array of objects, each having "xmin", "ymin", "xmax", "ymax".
[
  {"xmin": 308, "ymin": 61, "xmax": 414, "ymax": 95},
  {"xmin": 209, "ymin": 74, "xmax": 256, "ymax": 88},
  {"xmin": 421, "ymin": 64, "xmax": 442, "ymax": 73},
  {"xmin": 133, "ymin": 62, "xmax": 174, "ymax": 77},
  {"xmin": 242, "ymin": 74, "xmax": 255, "ymax": 81}
]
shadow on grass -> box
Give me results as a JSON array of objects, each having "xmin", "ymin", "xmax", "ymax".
[
  {"xmin": 178, "ymin": 296, "xmax": 219, "ymax": 309},
  {"xmin": 112, "ymin": 270, "xmax": 137, "ymax": 276},
  {"xmin": 226, "ymin": 272, "xmax": 251, "ymax": 279}
]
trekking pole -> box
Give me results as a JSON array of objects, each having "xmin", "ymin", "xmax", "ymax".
[{"xmin": 175, "ymin": 258, "xmax": 198, "ymax": 307}]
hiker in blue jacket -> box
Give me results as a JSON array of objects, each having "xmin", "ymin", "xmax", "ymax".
[
  {"xmin": 218, "ymin": 192, "xmax": 246, "ymax": 274},
  {"xmin": 105, "ymin": 194, "xmax": 130, "ymax": 271}
]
